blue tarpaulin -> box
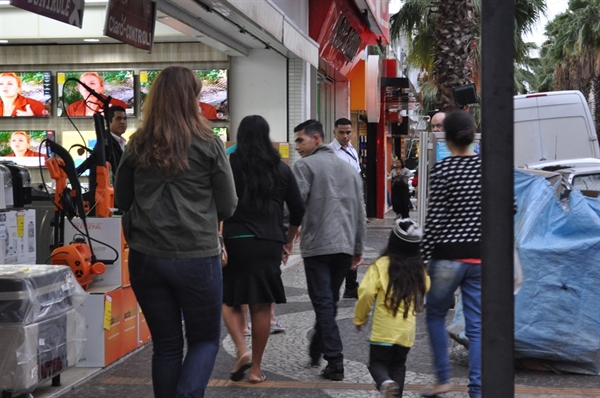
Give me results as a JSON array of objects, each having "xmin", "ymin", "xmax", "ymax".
[{"xmin": 514, "ymin": 169, "xmax": 600, "ymax": 375}]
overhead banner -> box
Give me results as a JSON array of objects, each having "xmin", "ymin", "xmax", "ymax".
[
  {"xmin": 10, "ymin": 0, "xmax": 85, "ymax": 28},
  {"xmin": 104, "ymin": 0, "xmax": 157, "ymax": 52}
]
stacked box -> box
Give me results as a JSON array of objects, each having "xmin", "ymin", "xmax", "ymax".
[
  {"xmin": 0, "ymin": 265, "xmax": 86, "ymax": 396},
  {"xmin": 0, "ymin": 309, "xmax": 85, "ymax": 394},
  {"xmin": 75, "ymin": 285, "xmax": 123, "ymax": 368}
]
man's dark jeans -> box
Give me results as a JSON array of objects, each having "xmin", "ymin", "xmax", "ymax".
[
  {"xmin": 129, "ymin": 249, "xmax": 222, "ymax": 398},
  {"xmin": 304, "ymin": 253, "xmax": 352, "ymax": 367}
]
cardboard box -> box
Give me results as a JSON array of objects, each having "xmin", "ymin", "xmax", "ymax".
[
  {"xmin": 138, "ymin": 304, "xmax": 152, "ymax": 346},
  {"xmin": 0, "ymin": 309, "xmax": 84, "ymax": 395},
  {"xmin": 121, "ymin": 232, "xmax": 130, "ymax": 287},
  {"xmin": 1, "ymin": 210, "xmax": 19, "ymax": 264},
  {"xmin": 76, "ymin": 286, "xmax": 123, "ymax": 368},
  {"xmin": 121, "ymin": 286, "xmax": 138, "ymax": 355},
  {"xmin": 17, "ymin": 209, "xmax": 36, "ymax": 264},
  {"xmin": 64, "ymin": 217, "xmax": 128, "ymax": 288}
]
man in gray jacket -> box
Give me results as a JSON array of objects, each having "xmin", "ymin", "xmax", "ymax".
[{"xmin": 292, "ymin": 120, "xmax": 366, "ymax": 381}]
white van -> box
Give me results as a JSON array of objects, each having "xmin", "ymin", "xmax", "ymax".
[{"xmin": 514, "ymin": 91, "xmax": 600, "ymax": 167}]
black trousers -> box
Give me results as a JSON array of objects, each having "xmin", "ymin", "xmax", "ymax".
[
  {"xmin": 391, "ymin": 184, "xmax": 410, "ymax": 218},
  {"xmin": 368, "ymin": 344, "xmax": 411, "ymax": 392},
  {"xmin": 344, "ymin": 268, "xmax": 358, "ymax": 290}
]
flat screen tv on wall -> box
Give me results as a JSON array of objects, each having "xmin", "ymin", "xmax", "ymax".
[
  {"xmin": 0, "ymin": 71, "xmax": 52, "ymax": 117},
  {"xmin": 140, "ymin": 69, "xmax": 228, "ymax": 121},
  {"xmin": 0, "ymin": 130, "xmax": 54, "ymax": 166},
  {"xmin": 57, "ymin": 71, "xmax": 135, "ymax": 117}
]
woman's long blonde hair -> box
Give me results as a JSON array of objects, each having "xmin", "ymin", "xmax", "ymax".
[{"xmin": 130, "ymin": 66, "xmax": 213, "ymax": 177}]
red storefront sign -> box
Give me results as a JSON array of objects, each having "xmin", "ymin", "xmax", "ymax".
[
  {"xmin": 354, "ymin": 0, "xmax": 390, "ymax": 45},
  {"xmin": 310, "ymin": 0, "xmax": 388, "ymax": 76},
  {"xmin": 104, "ymin": 0, "xmax": 157, "ymax": 52},
  {"xmin": 10, "ymin": 0, "xmax": 85, "ymax": 28}
]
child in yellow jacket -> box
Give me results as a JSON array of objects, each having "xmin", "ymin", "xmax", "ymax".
[{"xmin": 354, "ymin": 218, "xmax": 430, "ymax": 397}]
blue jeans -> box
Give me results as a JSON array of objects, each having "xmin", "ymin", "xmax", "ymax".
[
  {"xmin": 129, "ymin": 249, "xmax": 222, "ymax": 398},
  {"xmin": 426, "ymin": 260, "xmax": 481, "ymax": 398},
  {"xmin": 304, "ymin": 253, "xmax": 352, "ymax": 367}
]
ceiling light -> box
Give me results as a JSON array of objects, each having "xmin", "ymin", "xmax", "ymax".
[
  {"xmin": 0, "ymin": 40, "xmax": 8, "ymax": 44},
  {"xmin": 0, "ymin": 1, "xmax": 10, "ymax": 5},
  {"xmin": 84, "ymin": 38, "xmax": 100, "ymax": 42}
]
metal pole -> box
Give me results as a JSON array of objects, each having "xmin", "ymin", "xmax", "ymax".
[
  {"xmin": 481, "ymin": 0, "xmax": 515, "ymax": 397},
  {"xmin": 416, "ymin": 130, "xmax": 428, "ymax": 226}
]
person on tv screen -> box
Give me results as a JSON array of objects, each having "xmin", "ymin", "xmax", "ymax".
[
  {"xmin": 66, "ymin": 72, "xmax": 127, "ymax": 117},
  {"xmin": 0, "ymin": 72, "xmax": 48, "ymax": 117},
  {"xmin": 199, "ymin": 101, "xmax": 218, "ymax": 120},
  {"xmin": 6, "ymin": 131, "xmax": 44, "ymax": 158}
]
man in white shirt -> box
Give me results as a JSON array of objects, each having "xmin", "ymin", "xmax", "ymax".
[
  {"xmin": 330, "ymin": 118, "xmax": 362, "ymax": 299},
  {"xmin": 330, "ymin": 118, "xmax": 361, "ymax": 173}
]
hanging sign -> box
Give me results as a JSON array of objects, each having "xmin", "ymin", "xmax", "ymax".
[
  {"xmin": 104, "ymin": 0, "xmax": 157, "ymax": 52},
  {"xmin": 10, "ymin": 0, "xmax": 85, "ymax": 28}
]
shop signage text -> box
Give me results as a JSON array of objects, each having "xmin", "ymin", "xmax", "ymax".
[
  {"xmin": 104, "ymin": 0, "xmax": 156, "ymax": 52},
  {"xmin": 10, "ymin": 0, "xmax": 85, "ymax": 28}
]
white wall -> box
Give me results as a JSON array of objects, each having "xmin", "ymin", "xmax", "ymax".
[
  {"xmin": 230, "ymin": 49, "xmax": 288, "ymax": 142},
  {"xmin": 271, "ymin": 0, "xmax": 309, "ymax": 35}
]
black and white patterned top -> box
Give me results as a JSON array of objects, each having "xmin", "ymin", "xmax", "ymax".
[{"xmin": 421, "ymin": 155, "xmax": 482, "ymax": 261}]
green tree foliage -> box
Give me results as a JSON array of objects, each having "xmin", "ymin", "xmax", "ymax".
[{"xmin": 391, "ymin": 0, "xmax": 546, "ymax": 113}]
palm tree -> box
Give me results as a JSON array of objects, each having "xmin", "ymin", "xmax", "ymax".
[
  {"xmin": 391, "ymin": 0, "xmax": 546, "ymax": 111},
  {"xmin": 541, "ymin": 0, "xmax": 600, "ymax": 134}
]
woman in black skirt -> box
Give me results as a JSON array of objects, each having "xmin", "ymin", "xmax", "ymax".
[
  {"xmin": 222, "ymin": 115, "xmax": 305, "ymax": 383},
  {"xmin": 388, "ymin": 158, "xmax": 413, "ymax": 218}
]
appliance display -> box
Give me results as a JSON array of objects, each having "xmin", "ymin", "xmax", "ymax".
[
  {"xmin": 0, "ymin": 130, "xmax": 54, "ymax": 167},
  {"xmin": 140, "ymin": 69, "xmax": 229, "ymax": 121},
  {"xmin": 0, "ymin": 71, "xmax": 52, "ymax": 117},
  {"xmin": 56, "ymin": 71, "xmax": 135, "ymax": 117}
]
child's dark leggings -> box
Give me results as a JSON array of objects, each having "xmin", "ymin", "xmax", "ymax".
[{"xmin": 368, "ymin": 343, "xmax": 411, "ymax": 392}]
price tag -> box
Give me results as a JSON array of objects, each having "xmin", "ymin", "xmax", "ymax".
[
  {"xmin": 103, "ymin": 295, "xmax": 113, "ymax": 331},
  {"xmin": 279, "ymin": 143, "xmax": 289, "ymax": 159}
]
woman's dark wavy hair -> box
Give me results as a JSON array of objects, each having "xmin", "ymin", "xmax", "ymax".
[
  {"xmin": 380, "ymin": 247, "xmax": 427, "ymax": 318},
  {"xmin": 443, "ymin": 110, "xmax": 476, "ymax": 148},
  {"xmin": 232, "ymin": 115, "xmax": 281, "ymax": 211}
]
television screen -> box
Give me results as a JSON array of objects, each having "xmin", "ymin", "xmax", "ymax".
[
  {"xmin": 57, "ymin": 71, "xmax": 135, "ymax": 117},
  {"xmin": 62, "ymin": 129, "xmax": 135, "ymax": 174},
  {"xmin": 140, "ymin": 69, "xmax": 228, "ymax": 121},
  {"xmin": 0, "ymin": 130, "xmax": 54, "ymax": 166},
  {"xmin": 213, "ymin": 127, "xmax": 228, "ymax": 142},
  {"xmin": 0, "ymin": 71, "xmax": 52, "ymax": 117}
]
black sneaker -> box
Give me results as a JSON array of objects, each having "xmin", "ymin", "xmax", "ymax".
[
  {"xmin": 320, "ymin": 365, "xmax": 344, "ymax": 381},
  {"xmin": 343, "ymin": 287, "xmax": 358, "ymax": 299}
]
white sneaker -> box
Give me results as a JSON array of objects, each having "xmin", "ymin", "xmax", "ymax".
[{"xmin": 380, "ymin": 380, "xmax": 400, "ymax": 398}]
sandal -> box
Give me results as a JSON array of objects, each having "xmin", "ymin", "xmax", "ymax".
[
  {"xmin": 248, "ymin": 373, "xmax": 266, "ymax": 384},
  {"xmin": 421, "ymin": 383, "xmax": 453, "ymax": 397},
  {"xmin": 230, "ymin": 352, "xmax": 252, "ymax": 382}
]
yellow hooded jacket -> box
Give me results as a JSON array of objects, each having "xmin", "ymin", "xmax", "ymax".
[{"xmin": 354, "ymin": 256, "xmax": 430, "ymax": 347}]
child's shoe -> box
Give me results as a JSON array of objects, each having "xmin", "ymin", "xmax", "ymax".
[{"xmin": 379, "ymin": 380, "xmax": 400, "ymax": 397}]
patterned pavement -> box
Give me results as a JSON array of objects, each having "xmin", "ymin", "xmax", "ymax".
[{"xmin": 29, "ymin": 212, "xmax": 600, "ymax": 398}]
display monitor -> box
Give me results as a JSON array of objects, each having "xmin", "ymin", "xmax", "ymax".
[
  {"xmin": 62, "ymin": 129, "xmax": 135, "ymax": 175},
  {"xmin": 213, "ymin": 127, "xmax": 228, "ymax": 142},
  {"xmin": 0, "ymin": 130, "xmax": 54, "ymax": 166},
  {"xmin": 0, "ymin": 71, "xmax": 52, "ymax": 117},
  {"xmin": 140, "ymin": 69, "xmax": 229, "ymax": 121},
  {"xmin": 57, "ymin": 71, "xmax": 135, "ymax": 117}
]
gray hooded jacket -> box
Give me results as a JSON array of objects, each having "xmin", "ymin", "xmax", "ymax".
[{"xmin": 292, "ymin": 145, "xmax": 366, "ymax": 258}]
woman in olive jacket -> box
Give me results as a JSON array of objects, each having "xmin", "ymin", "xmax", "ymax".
[{"xmin": 115, "ymin": 66, "xmax": 237, "ymax": 398}]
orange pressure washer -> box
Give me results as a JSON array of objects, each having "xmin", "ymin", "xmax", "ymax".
[{"xmin": 45, "ymin": 140, "xmax": 106, "ymax": 290}]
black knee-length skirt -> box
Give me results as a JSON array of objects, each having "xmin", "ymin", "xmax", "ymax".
[{"xmin": 222, "ymin": 237, "xmax": 286, "ymax": 306}]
